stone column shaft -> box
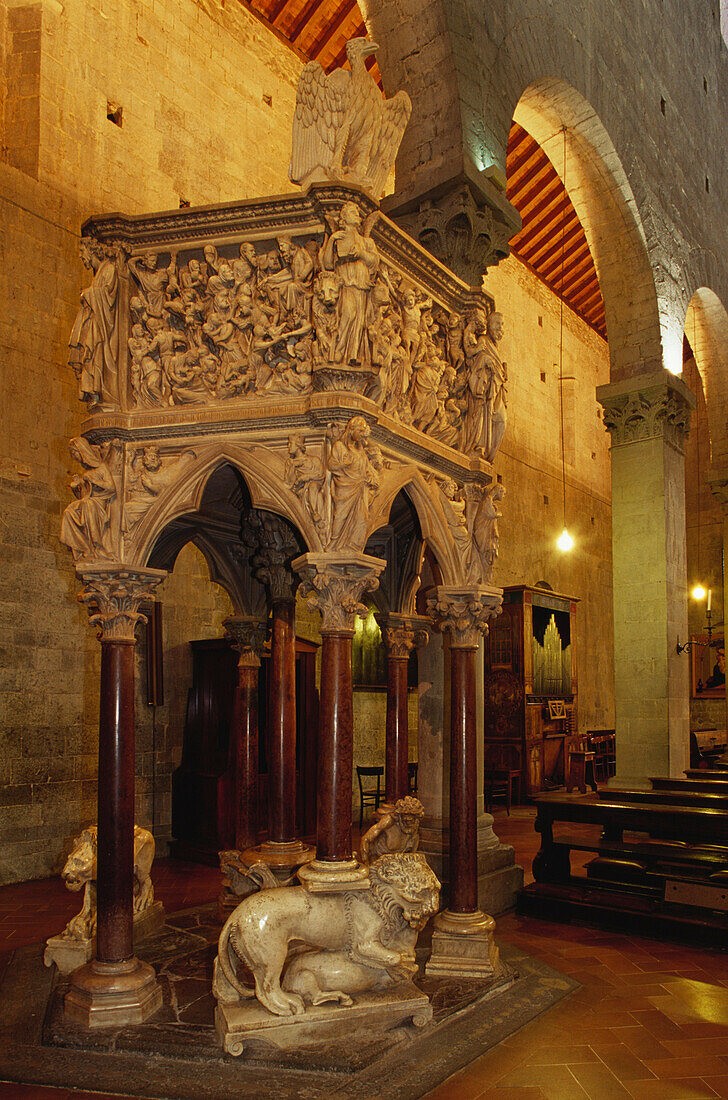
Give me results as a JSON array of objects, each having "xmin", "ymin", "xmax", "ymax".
[
  {"xmin": 293, "ymin": 552, "xmax": 386, "ymax": 891},
  {"xmin": 598, "ymin": 372, "xmax": 694, "ymax": 779},
  {"xmin": 269, "ymin": 597, "xmax": 297, "ymax": 843},
  {"xmin": 65, "ymin": 565, "xmax": 166, "ymax": 1028}
]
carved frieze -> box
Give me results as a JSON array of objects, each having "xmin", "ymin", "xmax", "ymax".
[
  {"xmin": 74, "ymin": 188, "xmax": 508, "ymax": 470},
  {"xmin": 427, "ymin": 585, "xmax": 502, "ymax": 648},
  {"xmin": 292, "ymin": 552, "xmax": 385, "ymax": 634},
  {"xmin": 597, "ymin": 376, "xmax": 694, "ymax": 453}
]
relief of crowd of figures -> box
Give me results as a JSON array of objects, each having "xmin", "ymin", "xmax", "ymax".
[{"xmin": 68, "ymin": 202, "xmax": 508, "ymax": 464}]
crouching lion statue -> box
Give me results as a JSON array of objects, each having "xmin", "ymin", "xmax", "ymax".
[
  {"xmin": 213, "ymin": 852, "xmax": 440, "ymax": 1018},
  {"xmin": 61, "ymin": 824, "xmax": 155, "ymax": 940}
]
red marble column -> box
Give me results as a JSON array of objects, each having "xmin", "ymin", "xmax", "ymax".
[
  {"xmin": 317, "ymin": 632, "xmax": 355, "ymax": 861},
  {"xmin": 292, "ymin": 551, "xmax": 386, "ymax": 888},
  {"xmin": 268, "ymin": 597, "xmax": 297, "ymax": 843},
  {"xmin": 224, "ymin": 617, "xmax": 266, "ymax": 853},
  {"xmin": 65, "ymin": 566, "xmax": 165, "ymax": 1028},
  {"xmin": 385, "ymin": 653, "xmax": 410, "ymax": 805},
  {"xmin": 448, "ymin": 643, "xmax": 478, "ymax": 913},
  {"xmin": 96, "ymin": 638, "xmax": 136, "ymax": 962}
]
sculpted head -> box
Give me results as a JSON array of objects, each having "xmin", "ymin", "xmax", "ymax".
[
  {"xmin": 277, "ymin": 236, "xmax": 292, "ymax": 261},
  {"xmin": 393, "ymin": 796, "xmax": 424, "ymax": 834},
  {"xmin": 369, "ymin": 852, "xmax": 441, "ymax": 930},
  {"xmin": 288, "ymin": 433, "xmax": 305, "ymax": 457},
  {"xmin": 240, "ymin": 242, "xmax": 257, "ymax": 264},
  {"xmin": 488, "ymin": 311, "xmax": 504, "ymax": 342},
  {"xmin": 203, "ymin": 245, "xmax": 218, "ymax": 267},
  {"xmin": 143, "ymin": 251, "xmax": 158, "ymax": 270},
  {"xmin": 339, "ymin": 201, "xmax": 362, "ymax": 230},
  {"xmin": 347, "ymin": 415, "xmax": 370, "ymax": 444},
  {"xmin": 142, "ymin": 446, "xmax": 162, "ymax": 472}
]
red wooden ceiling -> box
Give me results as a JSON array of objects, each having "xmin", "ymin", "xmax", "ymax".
[
  {"xmin": 240, "ymin": 5, "xmax": 605, "ymax": 339},
  {"xmin": 506, "ymin": 122, "xmax": 607, "ymax": 340},
  {"xmin": 240, "ymin": 0, "xmax": 381, "ymax": 83}
]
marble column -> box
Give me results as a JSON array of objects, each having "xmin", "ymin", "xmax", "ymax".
[
  {"xmin": 222, "ymin": 616, "xmax": 267, "ymax": 853},
  {"xmin": 376, "ymin": 614, "xmax": 430, "ymax": 810},
  {"xmin": 598, "ymin": 372, "xmax": 695, "ymax": 779},
  {"xmin": 425, "ymin": 586, "xmax": 505, "ymax": 979},
  {"xmin": 292, "ymin": 552, "xmax": 386, "ymax": 892},
  {"xmin": 65, "ymin": 565, "xmax": 166, "ymax": 1028},
  {"xmin": 248, "ymin": 535, "xmax": 314, "ymax": 878}
]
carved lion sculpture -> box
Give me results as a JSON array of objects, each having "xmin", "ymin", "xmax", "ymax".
[
  {"xmin": 61, "ymin": 824, "xmax": 155, "ymax": 941},
  {"xmin": 213, "ymin": 852, "xmax": 440, "ymax": 1017}
]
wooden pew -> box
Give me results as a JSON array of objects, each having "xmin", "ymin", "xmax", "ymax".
[
  {"xmin": 685, "ymin": 766, "xmax": 728, "ymax": 779},
  {"xmin": 599, "ymin": 787, "xmax": 728, "ymax": 810},
  {"xmin": 518, "ymin": 793, "xmax": 728, "ymax": 942},
  {"xmin": 651, "ymin": 775, "xmax": 728, "ymax": 795}
]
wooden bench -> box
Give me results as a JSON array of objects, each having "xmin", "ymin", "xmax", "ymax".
[
  {"xmin": 599, "ymin": 787, "xmax": 728, "ymax": 811},
  {"xmin": 651, "ymin": 775, "xmax": 728, "ymax": 795},
  {"xmin": 518, "ymin": 793, "xmax": 728, "ymax": 942}
]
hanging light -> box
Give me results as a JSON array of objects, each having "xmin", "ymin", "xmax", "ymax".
[
  {"xmin": 556, "ymin": 126, "xmax": 573, "ymax": 553},
  {"xmin": 557, "ymin": 527, "xmax": 574, "ymax": 552}
]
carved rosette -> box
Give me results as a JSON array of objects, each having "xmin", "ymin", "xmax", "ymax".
[
  {"xmin": 224, "ymin": 615, "xmax": 268, "ymax": 667},
  {"xmin": 76, "ymin": 565, "xmax": 167, "ymax": 642},
  {"xmin": 377, "ymin": 613, "xmax": 431, "ymax": 658},
  {"xmin": 292, "ymin": 552, "xmax": 386, "ymax": 634},
  {"xmin": 597, "ymin": 375, "xmax": 695, "ymax": 454},
  {"xmin": 427, "ymin": 585, "xmax": 502, "ymax": 649}
]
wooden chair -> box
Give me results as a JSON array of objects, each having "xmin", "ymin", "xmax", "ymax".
[
  {"xmin": 356, "ymin": 765, "xmax": 383, "ymax": 827},
  {"xmin": 567, "ymin": 736, "xmax": 598, "ymax": 794},
  {"xmin": 408, "ymin": 761, "xmax": 418, "ymax": 794},
  {"xmin": 587, "ymin": 729, "xmax": 616, "ymax": 782},
  {"xmin": 484, "ymin": 743, "xmax": 521, "ymax": 815}
]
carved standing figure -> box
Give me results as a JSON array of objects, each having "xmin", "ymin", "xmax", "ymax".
[
  {"xmin": 285, "ymin": 433, "xmax": 328, "ymax": 535},
  {"xmin": 60, "ymin": 438, "xmax": 119, "ymax": 563},
  {"xmin": 327, "ymin": 416, "xmax": 381, "ymax": 551},
  {"xmin": 321, "ymin": 202, "xmax": 379, "ymax": 365},
  {"xmin": 483, "ymin": 311, "xmax": 508, "ymax": 463},
  {"xmin": 68, "ymin": 238, "xmax": 122, "ymax": 407},
  {"xmin": 289, "ymin": 37, "xmax": 412, "ymax": 201},
  {"xmin": 468, "ymin": 482, "xmax": 505, "ymax": 584}
]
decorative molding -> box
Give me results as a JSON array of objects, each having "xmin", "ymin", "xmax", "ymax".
[
  {"xmin": 224, "ymin": 615, "xmax": 268, "ymax": 667},
  {"xmin": 292, "ymin": 551, "xmax": 386, "ymax": 634},
  {"xmin": 426, "ymin": 585, "xmax": 502, "ymax": 648},
  {"xmin": 597, "ymin": 375, "xmax": 694, "ymax": 453},
  {"xmin": 76, "ymin": 565, "xmax": 167, "ymax": 642}
]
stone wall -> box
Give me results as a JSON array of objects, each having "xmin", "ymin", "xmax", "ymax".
[{"xmin": 484, "ymin": 254, "xmax": 614, "ymax": 730}]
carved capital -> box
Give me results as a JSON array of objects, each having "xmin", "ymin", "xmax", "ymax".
[
  {"xmin": 292, "ymin": 551, "xmax": 386, "ymax": 634},
  {"xmin": 376, "ymin": 613, "xmax": 430, "ymax": 658},
  {"xmin": 597, "ymin": 372, "xmax": 695, "ymax": 454},
  {"xmin": 76, "ymin": 565, "xmax": 167, "ymax": 642},
  {"xmin": 223, "ymin": 616, "xmax": 268, "ymax": 667},
  {"xmin": 426, "ymin": 585, "xmax": 502, "ymax": 648},
  {"xmin": 707, "ymin": 468, "xmax": 728, "ymax": 516},
  {"xmin": 386, "ymin": 175, "xmax": 520, "ymax": 282},
  {"xmin": 247, "ymin": 512, "xmax": 300, "ymax": 604}
]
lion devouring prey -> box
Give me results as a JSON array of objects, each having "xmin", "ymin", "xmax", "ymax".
[{"xmin": 213, "ymin": 852, "xmax": 440, "ymax": 1018}]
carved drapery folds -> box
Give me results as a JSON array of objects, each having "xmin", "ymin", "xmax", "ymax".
[
  {"xmin": 293, "ymin": 552, "xmax": 385, "ymax": 634},
  {"xmin": 76, "ymin": 566, "xmax": 166, "ymax": 642},
  {"xmin": 427, "ymin": 586, "xmax": 503, "ymax": 649},
  {"xmin": 597, "ymin": 373, "xmax": 694, "ymax": 454}
]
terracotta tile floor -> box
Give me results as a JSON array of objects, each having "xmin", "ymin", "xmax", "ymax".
[{"xmin": 3, "ymin": 808, "xmax": 728, "ymax": 1098}]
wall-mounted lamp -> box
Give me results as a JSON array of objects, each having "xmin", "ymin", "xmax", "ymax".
[{"xmin": 676, "ymin": 586, "xmax": 713, "ymax": 654}]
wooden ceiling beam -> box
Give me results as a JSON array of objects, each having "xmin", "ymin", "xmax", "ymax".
[
  {"xmin": 309, "ymin": 0, "xmax": 358, "ymax": 61},
  {"xmin": 289, "ymin": 0, "xmax": 327, "ymax": 44}
]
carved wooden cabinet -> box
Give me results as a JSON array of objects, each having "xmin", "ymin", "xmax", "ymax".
[
  {"xmin": 484, "ymin": 585, "xmax": 578, "ymax": 798},
  {"xmin": 171, "ymin": 635, "xmax": 319, "ymax": 863}
]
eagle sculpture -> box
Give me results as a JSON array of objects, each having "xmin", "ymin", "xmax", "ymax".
[{"xmin": 289, "ymin": 38, "xmax": 412, "ymax": 202}]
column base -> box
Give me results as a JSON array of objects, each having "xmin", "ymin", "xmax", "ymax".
[
  {"xmin": 420, "ymin": 815, "xmax": 524, "ymax": 915},
  {"xmin": 64, "ymin": 956, "xmax": 162, "ymax": 1028},
  {"xmin": 242, "ymin": 839, "xmax": 316, "ymax": 883},
  {"xmin": 425, "ymin": 909, "xmax": 501, "ymax": 979},
  {"xmin": 297, "ymin": 858, "xmax": 370, "ymax": 893}
]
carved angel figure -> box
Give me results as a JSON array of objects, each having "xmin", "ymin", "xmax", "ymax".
[
  {"xmin": 123, "ymin": 446, "xmax": 197, "ymax": 533},
  {"xmin": 60, "ymin": 438, "xmax": 119, "ymax": 563},
  {"xmin": 468, "ymin": 482, "xmax": 505, "ymax": 585},
  {"xmin": 289, "ymin": 37, "xmax": 412, "ymax": 201},
  {"xmin": 327, "ymin": 416, "xmax": 381, "ymax": 551}
]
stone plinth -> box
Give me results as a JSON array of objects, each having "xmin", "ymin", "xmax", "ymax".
[
  {"xmin": 45, "ymin": 901, "xmax": 166, "ymax": 976},
  {"xmin": 425, "ymin": 909, "xmax": 504, "ymax": 980},
  {"xmin": 216, "ymin": 983, "xmax": 432, "ymax": 1057}
]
